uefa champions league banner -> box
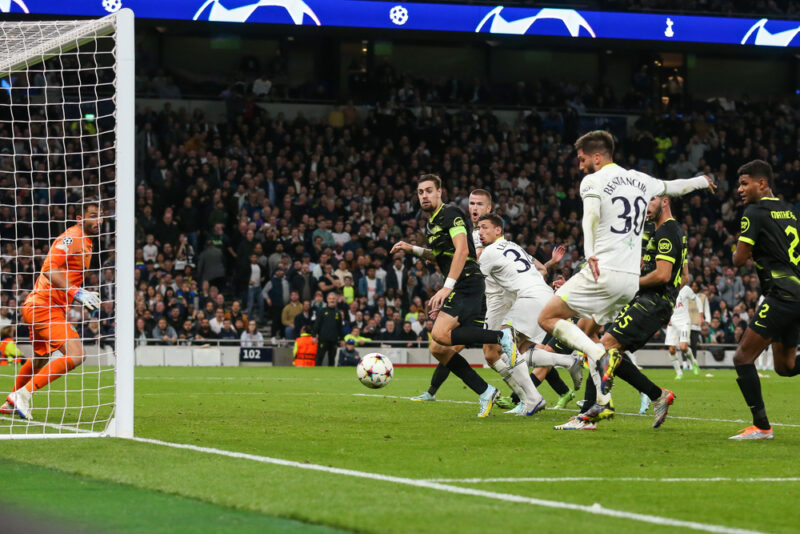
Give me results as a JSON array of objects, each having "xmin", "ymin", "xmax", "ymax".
[{"xmin": 5, "ymin": 0, "xmax": 800, "ymax": 48}]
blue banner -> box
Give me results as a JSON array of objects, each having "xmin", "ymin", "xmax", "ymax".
[{"xmin": 4, "ymin": 0, "xmax": 800, "ymax": 48}]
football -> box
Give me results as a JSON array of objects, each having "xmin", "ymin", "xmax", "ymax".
[{"xmin": 356, "ymin": 353, "xmax": 394, "ymax": 389}]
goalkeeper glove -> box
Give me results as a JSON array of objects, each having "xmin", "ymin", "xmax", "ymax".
[{"xmin": 68, "ymin": 286, "xmax": 101, "ymax": 311}]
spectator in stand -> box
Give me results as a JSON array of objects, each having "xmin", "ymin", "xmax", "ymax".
[
  {"xmin": 398, "ymin": 321, "xmax": 420, "ymax": 347},
  {"xmin": 142, "ymin": 234, "xmax": 158, "ymax": 263},
  {"xmin": 717, "ymin": 267, "xmax": 745, "ymax": 307},
  {"xmin": 338, "ymin": 338, "xmax": 360, "ymax": 367},
  {"xmin": 178, "ymin": 319, "xmax": 196, "ymax": 345},
  {"xmin": 358, "ymin": 266, "xmax": 383, "ymax": 307},
  {"xmin": 344, "ymin": 326, "xmax": 371, "ymax": 346},
  {"xmin": 252, "ymin": 74, "xmax": 272, "ymax": 100},
  {"xmin": 292, "ymin": 301, "xmax": 315, "ymax": 340},
  {"xmin": 196, "ymin": 240, "xmax": 226, "ymax": 291},
  {"xmin": 291, "ymin": 262, "xmax": 317, "ymax": 302},
  {"xmin": 264, "ymin": 267, "xmax": 289, "ymax": 335},
  {"xmin": 241, "ymin": 320, "xmax": 264, "ymax": 347},
  {"xmin": 209, "ymin": 308, "xmax": 225, "ymax": 335},
  {"xmin": 218, "ymin": 317, "xmax": 239, "ymax": 344},
  {"xmin": 245, "ymin": 253, "xmax": 264, "ymax": 323},
  {"xmin": 228, "ymin": 300, "xmax": 248, "ymax": 331},
  {"xmin": 281, "ymin": 291, "xmax": 303, "ymax": 339},
  {"xmin": 135, "ymin": 318, "xmax": 149, "ymax": 346},
  {"xmin": 153, "ymin": 317, "xmax": 177, "ymax": 345},
  {"xmin": 194, "ymin": 317, "xmax": 218, "ymax": 343}
]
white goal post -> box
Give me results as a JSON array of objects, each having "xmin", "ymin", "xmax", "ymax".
[{"xmin": 0, "ymin": 9, "xmax": 134, "ymax": 439}]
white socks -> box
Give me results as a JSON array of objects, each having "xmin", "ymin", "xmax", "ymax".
[
  {"xmin": 491, "ymin": 358, "xmax": 542, "ymax": 407},
  {"xmin": 670, "ymin": 350, "xmax": 683, "ymax": 376},
  {"xmin": 552, "ymin": 319, "xmax": 605, "ymax": 361},
  {"xmin": 527, "ymin": 348, "xmax": 575, "ymax": 369}
]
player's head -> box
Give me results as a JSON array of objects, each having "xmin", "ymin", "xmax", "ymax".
[
  {"xmin": 737, "ymin": 159, "xmax": 773, "ymax": 204},
  {"xmin": 476, "ymin": 213, "xmax": 504, "ymax": 246},
  {"xmin": 78, "ymin": 199, "xmax": 101, "ymax": 236},
  {"xmin": 468, "ymin": 189, "xmax": 492, "ymax": 223},
  {"xmin": 417, "ymin": 174, "xmax": 442, "ymax": 213},
  {"xmin": 646, "ymin": 195, "xmax": 671, "ymax": 224},
  {"xmin": 574, "ymin": 130, "xmax": 614, "ymax": 174}
]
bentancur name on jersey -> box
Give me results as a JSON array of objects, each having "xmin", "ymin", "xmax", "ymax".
[{"xmin": 602, "ymin": 175, "xmax": 648, "ymax": 197}]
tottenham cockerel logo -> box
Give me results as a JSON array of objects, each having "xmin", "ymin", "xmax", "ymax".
[{"xmin": 193, "ymin": 0, "xmax": 321, "ymax": 25}]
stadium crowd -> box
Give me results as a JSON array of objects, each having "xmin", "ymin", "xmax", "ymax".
[{"xmin": 121, "ymin": 83, "xmax": 800, "ymax": 351}]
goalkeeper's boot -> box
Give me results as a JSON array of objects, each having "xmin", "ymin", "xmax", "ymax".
[
  {"xmin": 554, "ymin": 416, "xmax": 597, "ymax": 430},
  {"xmin": 410, "ymin": 391, "xmax": 436, "ymax": 402},
  {"xmin": 729, "ymin": 425, "xmax": 773, "ymax": 440},
  {"xmin": 517, "ymin": 397, "xmax": 546, "ymax": 417},
  {"xmin": 578, "ymin": 399, "xmax": 615, "ymax": 423},
  {"xmin": 639, "ymin": 392, "xmax": 651, "ymax": 414},
  {"xmin": 652, "ymin": 389, "xmax": 675, "ymax": 429},
  {"xmin": 7, "ymin": 388, "xmax": 32, "ymax": 421},
  {"xmin": 498, "ymin": 327, "xmax": 518, "ymax": 367},
  {"xmin": 495, "ymin": 395, "xmax": 516, "ymax": 410},
  {"xmin": 600, "ymin": 348, "xmax": 622, "ymax": 395},
  {"xmin": 477, "ymin": 385, "xmax": 500, "ymax": 418},
  {"xmin": 504, "ymin": 403, "xmax": 524, "ymax": 414},
  {"xmin": 567, "ymin": 354, "xmax": 584, "ymax": 391},
  {"xmin": 554, "ymin": 389, "xmax": 575, "ymax": 409}
]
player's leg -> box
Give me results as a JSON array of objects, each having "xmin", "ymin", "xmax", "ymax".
[
  {"xmin": 771, "ymin": 340, "xmax": 800, "ymax": 377},
  {"xmin": 666, "ymin": 330, "xmax": 683, "ymax": 379},
  {"xmin": 485, "ymin": 334, "xmax": 544, "ymax": 416},
  {"xmin": 411, "ymin": 344, "xmax": 463, "ymax": 400},
  {"xmin": 434, "ymin": 294, "xmax": 517, "ymax": 363},
  {"xmin": 730, "ymin": 327, "xmax": 772, "ymax": 439},
  {"xmin": 680, "ymin": 339, "xmax": 698, "ymax": 375},
  {"xmin": 538, "ymin": 295, "xmax": 604, "ymax": 361}
]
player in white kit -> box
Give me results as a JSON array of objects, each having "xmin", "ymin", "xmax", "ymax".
[
  {"xmin": 537, "ymin": 130, "xmax": 715, "ymax": 419},
  {"xmin": 666, "ymin": 283, "xmax": 700, "ymax": 379}
]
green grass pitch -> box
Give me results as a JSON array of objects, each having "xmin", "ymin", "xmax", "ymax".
[{"xmin": 0, "ymin": 366, "xmax": 798, "ymax": 533}]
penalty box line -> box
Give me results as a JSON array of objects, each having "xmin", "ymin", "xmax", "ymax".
[
  {"xmin": 129, "ymin": 436, "xmax": 763, "ymax": 534},
  {"xmin": 426, "ymin": 476, "xmax": 800, "ymax": 483},
  {"xmin": 354, "ymin": 393, "xmax": 800, "ymax": 428}
]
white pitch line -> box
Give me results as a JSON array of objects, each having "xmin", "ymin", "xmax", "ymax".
[
  {"xmin": 353, "ymin": 393, "xmax": 800, "ymax": 427},
  {"xmin": 424, "ymin": 477, "xmax": 800, "ymax": 484},
  {"xmin": 129, "ymin": 436, "xmax": 763, "ymax": 534}
]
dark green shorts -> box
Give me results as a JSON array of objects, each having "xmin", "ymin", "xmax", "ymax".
[
  {"xmin": 607, "ymin": 292, "xmax": 672, "ymax": 352},
  {"xmin": 441, "ymin": 275, "xmax": 486, "ymax": 328},
  {"xmin": 749, "ymin": 296, "xmax": 800, "ymax": 346}
]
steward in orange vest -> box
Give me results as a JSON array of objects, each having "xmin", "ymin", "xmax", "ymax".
[{"xmin": 293, "ymin": 327, "xmax": 317, "ymax": 367}]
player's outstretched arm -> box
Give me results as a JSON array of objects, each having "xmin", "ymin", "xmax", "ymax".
[
  {"xmin": 662, "ymin": 174, "xmax": 716, "ymax": 196},
  {"xmin": 45, "ymin": 270, "xmax": 101, "ymax": 311},
  {"xmin": 391, "ymin": 240, "xmax": 435, "ymax": 262}
]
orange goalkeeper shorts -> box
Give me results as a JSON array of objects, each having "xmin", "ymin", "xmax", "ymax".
[{"xmin": 21, "ymin": 301, "xmax": 80, "ymax": 357}]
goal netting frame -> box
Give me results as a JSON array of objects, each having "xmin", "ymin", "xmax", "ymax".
[{"xmin": 0, "ymin": 10, "xmax": 134, "ymax": 439}]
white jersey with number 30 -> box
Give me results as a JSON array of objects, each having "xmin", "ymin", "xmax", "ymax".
[
  {"xmin": 479, "ymin": 238, "xmax": 550, "ymax": 299},
  {"xmin": 580, "ymin": 163, "xmax": 670, "ymax": 275}
]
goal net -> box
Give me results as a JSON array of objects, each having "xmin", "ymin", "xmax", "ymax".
[{"xmin": 0, "ymin": 10, "xmax": 134, "ymax": 439}]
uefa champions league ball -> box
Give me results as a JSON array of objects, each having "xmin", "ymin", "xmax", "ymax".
[{"xmin": 357, "ymin": 353, "xmax": 394, "ymax": 389}]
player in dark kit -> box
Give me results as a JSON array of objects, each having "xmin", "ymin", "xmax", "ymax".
[
  {"xmin": 556, "ymin": 195, "xmax": 684, "ymax": 430},
  {"xmin": 729, "ymin": 160, "xmax": 800, "ymax": 440},
  {"xmin": 391, "ymin": 174, "xmax": 517, "ymax": 417}
]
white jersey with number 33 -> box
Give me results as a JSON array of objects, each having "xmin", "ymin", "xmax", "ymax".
[
  {"xmin": 580, "ymin": 163, "xmax": 670, "ymax": 275},
  {"xmin": 479, "ymin": 238, "xmax": 550, "ymax": 299}
]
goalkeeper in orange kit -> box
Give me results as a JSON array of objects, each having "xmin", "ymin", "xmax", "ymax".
[{"xmin": 1, "ymin": 201, "xmax": 102, "ymax": 420}]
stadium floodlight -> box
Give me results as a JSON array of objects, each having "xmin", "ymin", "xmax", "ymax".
[{"xmin": 0, "ymin": 9, "xmax": 134, "ymax": 439}]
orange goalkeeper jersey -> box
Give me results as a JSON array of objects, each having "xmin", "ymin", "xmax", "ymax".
[{"xmin": 25, "ymin": 224, "xmax": 93, "ymax": 310}]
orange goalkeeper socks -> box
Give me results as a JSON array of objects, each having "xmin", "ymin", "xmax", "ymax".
[
  {"xmin": 14, "ymin": 359, "xmax": 34, "ymax": 391},
  {"xmin": 27, "ymin": 356, "xmax": 79, "ymax": 393}
]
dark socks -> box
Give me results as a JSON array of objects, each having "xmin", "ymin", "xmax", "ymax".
[
  {"xmin": 445, "ymin": 353, "xmax": 489, "ymax": 396},
  {"xmin": 428, "ymin": 362, "xmax": 451, "ymax": 395},
  {"xmin": 546, "ymin": 368, "xmax": 570, "ymax": 396},
  {"xmin": 735, "ymin": 364, "xmax": 770, "ymax": 430},
  {"xmin": 450, "ymin": 326, "xmax": 502, "ymax": 347},
  {"xmin": 582, "ymin": 375, "xmax": 596, "ymax": 413},
  {"xmin": 616, "ymin": 354, "xmax": 662, "ymax": 401}
]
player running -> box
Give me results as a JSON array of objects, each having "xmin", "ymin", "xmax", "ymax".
[
  {"xmin": 729, "ymin": 160, "xmax": 800, "ymax": 440},
  {"xmin": 391, "ymin": 176, "xmax": 516, "ymax": 417},
  {"xmin": 537, "ymin": 130, "xmax": 714, "ymax": 417},
  {"xmin": 666, "ymin": 283, "xmax": 701, "ymax": 379},
  {"xmin": 476, "ymin": 214, "xmax": 582, "ymax": 415},
  {"xmin": 556, "ymin": 195, "xmax": 683, "ymax": 430},
  {"xmin": 1, "ymin": 201, "xmax": 102, "ymax": 420}
]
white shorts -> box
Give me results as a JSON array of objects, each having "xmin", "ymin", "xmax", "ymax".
[
  {"xmin": 665, "ymin": 323, "xmax": 690, "ymax": 346},
  {"xmin": 556, "ymin": 266, "xmax": 638, "ymax": 326},
  {"xmin": 485, "ymin": 294, "xmax": 513, "ymax": 331},
  {"xmin": 504, "ymin": 296, "xmax": 548, "ymax": 344}
]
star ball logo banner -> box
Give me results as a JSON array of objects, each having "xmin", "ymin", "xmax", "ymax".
[{"xmin": 8, "ymin": 0, "xmax": 800, "ymax": 47}]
